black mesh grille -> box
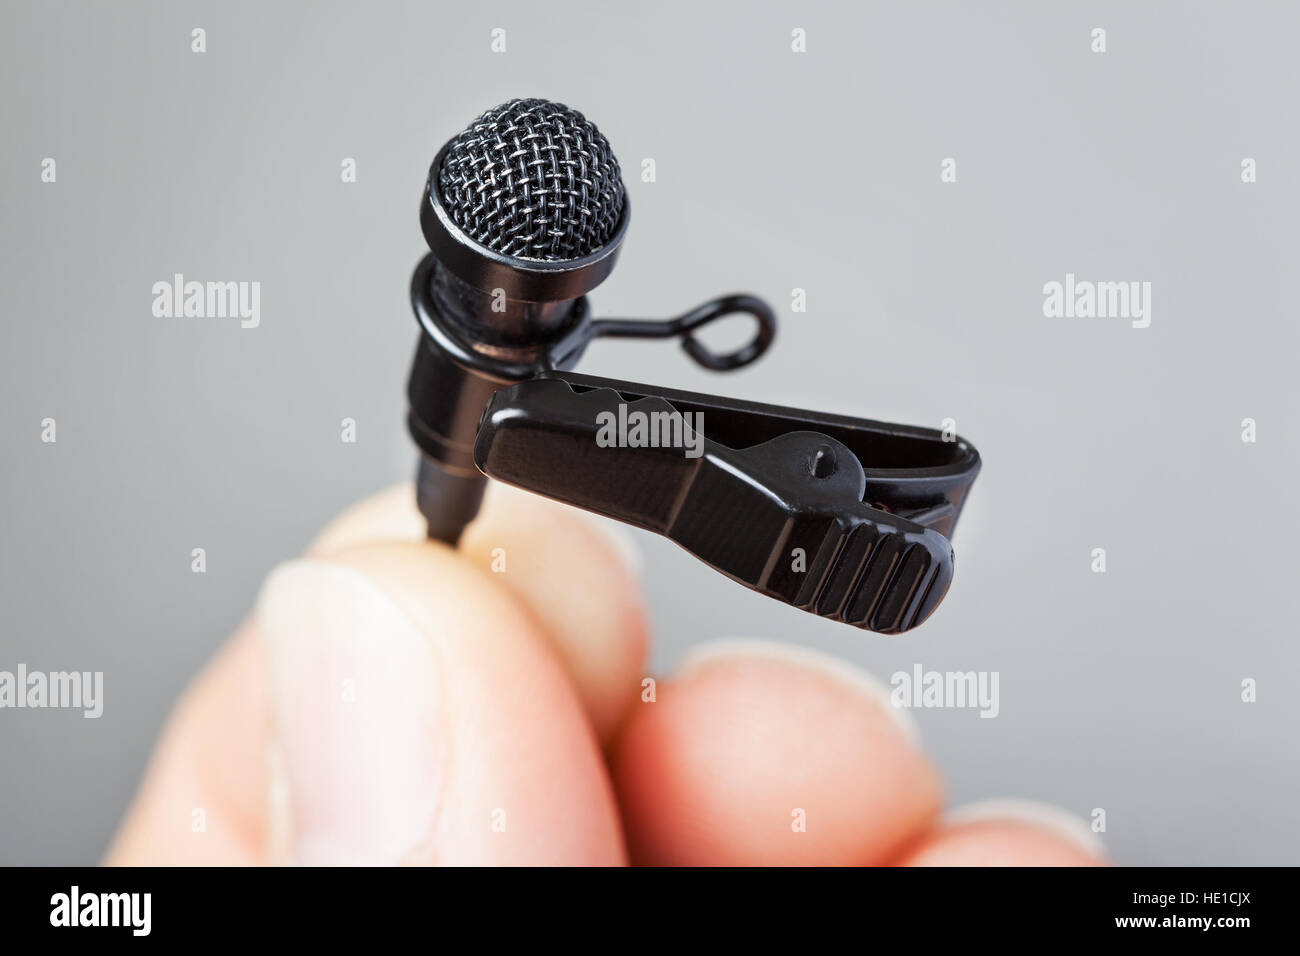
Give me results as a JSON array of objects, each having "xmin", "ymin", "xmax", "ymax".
[{"xmin": 437, "ymin": 98, "xmax": 625, "ymax": 262}]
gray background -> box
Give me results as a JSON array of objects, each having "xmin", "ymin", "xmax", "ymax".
[{"xmin": 2, "ymin": 0, "xmax": 1297, "ymax": 865}]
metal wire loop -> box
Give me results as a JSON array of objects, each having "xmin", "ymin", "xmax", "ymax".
[{"xmin": 590, "ymin": 294, "xmax": 777, "ymax": 372}]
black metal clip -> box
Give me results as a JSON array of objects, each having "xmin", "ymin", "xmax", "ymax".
[{"xmin": 472, "ymin": 367, "xmax": 980, "ymax": 635}]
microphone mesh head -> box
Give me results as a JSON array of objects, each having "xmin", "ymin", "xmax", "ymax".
[{"xmin": 437, "ymin": 98, "xmax": 625, "ymax": 262}]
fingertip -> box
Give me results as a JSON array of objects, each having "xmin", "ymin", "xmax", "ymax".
[
  {"xmin": 460, "ymin": 483, "xmax": 649, "ymax": 745},
  {"xmin": 896, "ymin": 800, "xmax": 1107, "ymax": 866},
  {"xmin": 613, "ymin": 639, "xmax": 942, "ymax": 866},
  {"xmin": 678, "ymin": 638, "xmax": 922, "ymax": 745},
  {"xmin": 306, "ymin": 483, "xmax": 425, "ymax": 556}
]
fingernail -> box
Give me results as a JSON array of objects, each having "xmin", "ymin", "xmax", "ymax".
[
  {"xmin": 678, "ymin": 638, "xmax": 921, "ymax": 745},
  {"xmin": 945, "ymin": 799, "xmax": 1105, "ymax": 856},
  {"xmin": 258, "ymin": 559, "xmax": 445, "ymax": 866}
]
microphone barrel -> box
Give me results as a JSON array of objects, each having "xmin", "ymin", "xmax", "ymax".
[
  {"xmin": 406, "ymin": 333, "xmax": 498, "ymax": 477},
  {"xmin": 429, "ymin": 265, "xmax": 577, "ymax": 344},
  {"xmin": 405, "ymin": 260, "xmax": 587, "ymax": 544}
]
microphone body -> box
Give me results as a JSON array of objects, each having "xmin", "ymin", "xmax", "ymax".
[{"xmin": 406, "ymin": 99, "xmax": 625, "ymax": 541}]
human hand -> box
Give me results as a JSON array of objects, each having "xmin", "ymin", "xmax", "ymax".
[{"xmin": 107, "ymin": 484, "xmax": 1105, "ymax": 866}]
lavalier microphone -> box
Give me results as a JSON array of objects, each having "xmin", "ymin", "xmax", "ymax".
[{"xmin": 405, "ymin": 98, "xmax": 980, "ymax": 634}]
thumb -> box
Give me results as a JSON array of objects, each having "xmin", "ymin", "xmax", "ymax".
[
  {"xmin": 107, "ymin": 494, "xmax": 629, "ymax": 866},
  {"xmin": 259, "ymin": 543, "xmax": 624, "ymax": 865}
]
